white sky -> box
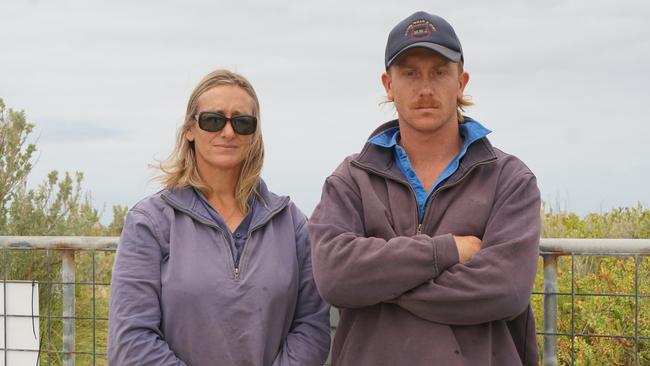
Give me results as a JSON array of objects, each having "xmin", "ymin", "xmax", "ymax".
[{"xmin": 1, "ymin": 0, "xmax": 649, "ymax": 222}]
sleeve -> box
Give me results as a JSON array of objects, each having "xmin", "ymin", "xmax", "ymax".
[
  {"xmin": 272, "ymin": 219, "xmax": 331, "ymax": 366},
  {"xmin": 309, "ymin": 174, "xmax": 459, "ymax": 308},
  {"xmin": 388, "ymin": 173, "xmax": 541, "ymax": 325},
  {"xmin": 108, "ymin": 209, "xmax": 187, "ymax": 366}
]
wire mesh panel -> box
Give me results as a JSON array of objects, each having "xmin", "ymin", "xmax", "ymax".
[{"xmin": 534, "ymin": 239, "xmax": 650, "ymax": 365}]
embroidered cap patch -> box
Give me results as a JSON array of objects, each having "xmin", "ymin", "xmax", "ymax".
[{"xmin": 405, "ymin": 19, "xmax": 437, "ymax": 39}]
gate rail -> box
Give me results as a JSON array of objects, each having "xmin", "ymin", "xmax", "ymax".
[
  {"xmin": 0, "ymin": 236, "xmax": 117, "ymax": 366},
  {"xmin": 538, "ymin": 238, "xmax": 650, "ymax": 366}
]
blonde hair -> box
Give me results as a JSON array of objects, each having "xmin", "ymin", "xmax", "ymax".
[
  {"xmin": 156, "ymin": 69, "xmax": 264, "ymax": 214},
  {"xmin": 383, "ymin": 61, "xmax": 474, "ymax": 123},
  {"xmin": 455, "ymin": 62, "xmax": 473, "ymax": 123}
]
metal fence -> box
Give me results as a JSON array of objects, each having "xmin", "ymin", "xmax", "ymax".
[
  {"xmin": 537, "ymin": 238, "xmax": 650, "ymax": 366},
  {"xmin": 0, "ymin": 236, "xmax": 648, "ymax": 366},
  {"xmin": 0, "ymin": 237, "xmax": 117, "ymax": 366}
]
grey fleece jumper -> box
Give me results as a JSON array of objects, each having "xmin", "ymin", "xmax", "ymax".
[
  {"xmin": 109, "ymin": 181, "xmax": 330, "ymax": 366},
  {"xmin": 309, "ymin": 120, "xmax": 541, "ymax": 366}
]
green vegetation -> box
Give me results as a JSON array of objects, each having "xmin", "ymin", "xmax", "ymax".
[
  {"xmin": 0, "ymin": 98, "xmax": 124, "ymax": 365},
  {"xmin": 0, "ymin": 98, "xmax": 127, "ymax": 237},
  {"xmin": 1, "ymin": 98, "xmax": 648, "ymax": 364}
]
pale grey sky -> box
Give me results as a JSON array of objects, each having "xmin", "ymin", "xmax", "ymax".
[{"xmin": 1, "ymin": 0, "xmax": 648, "ymax": 221}]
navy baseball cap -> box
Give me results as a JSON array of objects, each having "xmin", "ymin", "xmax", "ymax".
[{"xmin": 385, "ymin": 11, "xmax": 463, "ymax": 69}]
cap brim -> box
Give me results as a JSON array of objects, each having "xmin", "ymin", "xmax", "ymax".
[{"xmin": 386, "ymin": 42, "xmax": 462, "ymax": 68}]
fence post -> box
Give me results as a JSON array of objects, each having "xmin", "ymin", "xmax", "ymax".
[
  {"xmin": 62, "ymin": 250, "xmax": 76, "ymax": 366},
  {"xmin": 543, "ymin": 254, "xmax": 558, "ymax": 366}
]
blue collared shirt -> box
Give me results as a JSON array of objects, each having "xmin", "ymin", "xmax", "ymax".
[{"xmin": 368, "ymin": 117, "xmax": 491, "ymax": 221}]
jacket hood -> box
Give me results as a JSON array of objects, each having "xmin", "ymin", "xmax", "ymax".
[{"xmin": 160, "ymin": 179, "xmax": 290, "ymax": 230}]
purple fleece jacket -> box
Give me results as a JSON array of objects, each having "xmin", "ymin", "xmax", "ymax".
[
  {"xmin": 309, "ymin": 120, "xmax": 541, "ymax": 366},
  {"xmin": 108, "ymin": 180, "xmax": 330, "ymax": 366}
]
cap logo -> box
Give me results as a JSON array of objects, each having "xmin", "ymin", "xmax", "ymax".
[{"xmin": 405, "ymin": 19, "xmax": 436, "ymax": 39}]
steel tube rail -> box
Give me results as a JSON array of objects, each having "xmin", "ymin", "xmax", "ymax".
[
  {"xmin": 62, "ymin": 250, "xmax": 75, "ymax": 366},
  {"xmin": 542, "ymin": 254, "xmax": 558, "ymax": 366},
  {"xmin": 0, "ymin": 236, "xmax": 119, "ymax": 250},
  {"xmin": 540, "ymin": 238, "xmax": 650, "ymax": 255},
  {"xmin": 4, "ymin": 237, "xmax": 648, "ymax": 254}
]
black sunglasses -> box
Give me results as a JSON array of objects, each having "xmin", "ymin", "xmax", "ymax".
[{"xmin": 193, "ymin": 112, "xmax": 257, "ymax": 135}]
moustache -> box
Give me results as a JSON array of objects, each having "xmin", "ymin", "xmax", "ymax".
[{"xmin": 410, "ymin": 99, "xmax": 442, "ymax": 109}]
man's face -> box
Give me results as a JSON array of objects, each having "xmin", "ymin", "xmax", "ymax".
[{"xmin": 381, "ymin": 48, "xmax": 469, "ymax": 135}]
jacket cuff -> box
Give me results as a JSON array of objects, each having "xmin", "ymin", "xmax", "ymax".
[{"xmin": 431, "ymin": 233, "xmax": 459, "ymax": 275}]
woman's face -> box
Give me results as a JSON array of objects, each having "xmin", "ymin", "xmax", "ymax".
[{"xmin": 185, "ymin": 85, "xmax": 256, "ymax": 174}]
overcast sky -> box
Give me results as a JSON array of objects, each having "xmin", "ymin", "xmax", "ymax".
[{"xmin": 1, "ymin": 0, "xmax": 648, "ymax": 222}]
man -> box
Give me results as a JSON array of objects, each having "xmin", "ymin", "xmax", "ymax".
[{"xmin": 309, "ymin": 11, "xmax": 540, "ymax": 366}]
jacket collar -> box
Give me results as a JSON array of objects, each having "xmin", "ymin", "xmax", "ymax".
[
  {"xmin": 160, "ymin": 179, "xmax": 290, "ymax": 231},
  {"xmin": 353, "ymin": 119, "xmax": 498, "ymax": 185}
]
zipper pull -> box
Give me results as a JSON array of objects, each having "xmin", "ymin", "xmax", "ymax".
[
  {"xmin": 234, "ymin": 267, "xmax": 240, "ymax": 281},
  {"xmin": 416, "ymin": 223, "xmax": 423, "ymax": 235}
]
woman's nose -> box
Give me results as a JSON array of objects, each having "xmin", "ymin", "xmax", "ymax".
[{"xmin": 219, "ymin": 121, "xmax": 236, "ymax": 138}]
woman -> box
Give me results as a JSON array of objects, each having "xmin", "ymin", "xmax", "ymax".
[{"xmin": 108, "ymin": 69, "xmax": 330, "ymax": 366}]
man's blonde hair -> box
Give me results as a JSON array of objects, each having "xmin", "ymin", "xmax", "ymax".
[
  {"xmin": 156, "ymin": 69, "xmax": 264, "ymax": 214},
  {"xmin": 455, "ymin": 62, "xmax": 473, "ymax": 123}
]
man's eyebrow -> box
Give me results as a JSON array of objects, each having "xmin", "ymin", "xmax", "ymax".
[{"xmin": 395, "ymin": 59, "xmax": 451, "ymax": 70}]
